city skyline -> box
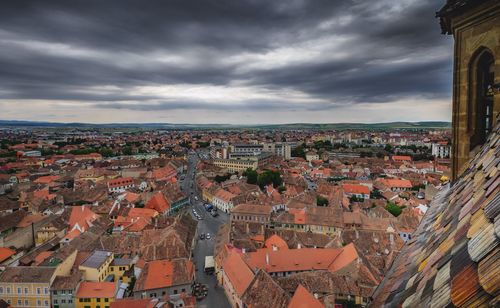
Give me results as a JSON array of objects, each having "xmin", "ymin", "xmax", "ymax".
[{"xmin": 1, "ymin": 0, "xmax": 453, "ymax": 124}]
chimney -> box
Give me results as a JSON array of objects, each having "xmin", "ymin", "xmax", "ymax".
[
  {"xmin": 355, "ymin": 230, "xmax": 359, "ymax": 239},
  {"xmin": 297, "ymin": 243, "xmax": 302, "ymax": 249},
  {"xmin": 272, "ymin": 245, "xmax": 278, "ymax": 251},
  {"xmin": 266, "ymin": 253, "xmax": 269, "ymax": 265},
  {"xmin": 242, "ymin": 248, "xmax": 246, "ymax": 254}
]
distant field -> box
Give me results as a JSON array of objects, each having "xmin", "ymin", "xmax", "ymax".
[{"xmin": 0, "ymin": 120, "xmax": 451, "ymax": 130}]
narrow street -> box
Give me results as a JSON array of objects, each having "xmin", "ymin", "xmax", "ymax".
[{"xmin": 182, "ymin": 151, "xmax": 231, "ymax": 308}]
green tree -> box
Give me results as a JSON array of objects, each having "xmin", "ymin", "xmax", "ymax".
[
  {"xmin": 370, "ymin": 189, "xmax": 383, "ymax": 199},
  {"xmin": 243, "ymin": 168, "xmax": 258, "ymax": 185},
  {"xmin": 99, "ymin": 147, "xmax": 115, "ymax": 157},
  {"xmin": 214, "ymin": 174, "xmax": 231, "ymax": 183},
  {"xmin": 385, "ymin": 202, "xmax": 402, "ymax": 217},
  {"xmin": 317, "ymin": 196, "xmax": 329, "ymax": 207},
  {"xmin": 278, "ymin": 185, "xmax": 286, "ymax": 194},
  {"xmin": 291, "ymin": 143, "xmax": 306, "ymax": 159},
  {"xmin": 257, "ymin": 170, "xmax": 282, "ymax": 189},
  {"xmin": 122, "ymin": 146, "xmax": 133, "ymax": 156}
]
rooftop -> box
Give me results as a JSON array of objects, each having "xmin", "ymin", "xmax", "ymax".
[
  {"xmin": 0, "ymin": 266, "xmax": 55, "ymax": 283},
  {"xmin": 80, "ymin": 250, "xmax": 112, "ymax": 269},
  {"xmin": 76, "ymin": 281, "xmax": 116, "ymax": 298}
]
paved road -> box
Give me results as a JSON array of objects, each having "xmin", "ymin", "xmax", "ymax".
[{"xmin": 182, "ymin": 151, "xmax": 231, "ymax": 308}]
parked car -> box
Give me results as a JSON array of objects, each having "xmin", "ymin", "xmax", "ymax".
[
  {"xmin": 199, "ymin": 233, "xmax": 205, "ymax": 240},
  {"xmin": 206, "ymin": 233, "xmax": 211, "ymax": 239}
]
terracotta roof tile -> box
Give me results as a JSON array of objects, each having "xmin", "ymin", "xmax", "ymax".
[
  {"xmin": 76, "ymin": 281, "xmax": 116, "ymax": 298},
  {"xmin": 288, "ymin": 284, "xmax": 324, "ymax": 308}
]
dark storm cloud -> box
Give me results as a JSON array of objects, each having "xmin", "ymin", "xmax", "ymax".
[{"xmin": 0, "ymin": 0, "xmax": 452, "ymax": 112}]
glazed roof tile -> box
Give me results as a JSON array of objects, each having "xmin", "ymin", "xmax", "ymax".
[{"xmin": 371, "ymin": 121, "xmax": 499, "ymax": 307}]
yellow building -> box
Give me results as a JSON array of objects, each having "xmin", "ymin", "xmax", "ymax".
[
  {"xmin": 108, "ymin": 258, "xmax": 133, "ymax": 283},
  {"xmin": 36, "ymin": 218, "xmax": 67, "ymax": 246},
  {"xmin": 0, "ymin": 266, "xmax": 56, "ymax": 308},
  {"xmin": 211, "ymin": 158, "xmax": 258, "ymax": 173},
  {"xmin": 75, "ymin": 281, "xmax": 116, "ymax": 308},
  {"xmin": 78, "ymin": 251, "xmax": 114, "ymax": 282}
]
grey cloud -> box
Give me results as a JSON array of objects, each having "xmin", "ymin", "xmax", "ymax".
[{"xmin": 0, "ymin": 0, "xmax": 452, "ymax": 114}]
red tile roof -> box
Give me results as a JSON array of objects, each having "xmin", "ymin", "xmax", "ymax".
[
  {"xmin": 223, "ymin": 251, "xmax": 255, "ymax": 296},
  {"xmin": 136, "ymin": 259, "xmax": 194, "ymax": 291},
  {"xmin": 342, "ymin": 184, "xmax": 370, "ymax": 195},
  {"xmin": 107, "ymin": 177, "xmax": 134, "ymax": 189},
  {"xmin": 0, "ymin": 247, "xmax": 16, "ymax": 263},
  {"xmin": 68, "ymin": 206, "xmax": 99, "ymax": 232},
  {"xmin": 243, "ymin": 245, "xmax": 357, "ymax": 274},
  {"xmin": 383, "ymin": 179, "xmax": 413, "ymax": 188},
  {"xmin": 76, "ymin": 281, "xmax": 116, "ymax": 298},
  {"xmin": 145, "ymin": 192, "xmax": 170, "ymax": 213},
  {"xmin": 288, "ymin": 285, "xmax": 324, "ymax": 308},
  {"xmin": 392, "ymin": 155, "xmax": 412, "ymax": 162},
  {"xmin": 264, "ymin": 235, "xmax": 289, "ymax": 251},
  {"xmin": 34, "ymin": 175, "xmax": 60, "ymax": 184}
]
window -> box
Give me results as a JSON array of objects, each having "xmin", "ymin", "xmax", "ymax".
[
  {"xmin": 69, "ymin": 299, "xmax": 73, "ymax": 303},
  {"xmin": 61, "ymin": 290, "xmax": 65, "ymax": 294},
  {"xmin": 61, "ymin": 299, "xmax": 66, "ymax": 303},
  {"xmin": 37, "ymin": 300, "xmax": 42, "ymax": 306},
  {"xmin": 0, "ymin": 287, "xmax": 3, "ymax": 294},
  {"xmin": 105, "ymin": 298, "xmax": 109, "ymax": 302},
  {"xmin": 54, "ymin": 299, "xmax": 58, "ymax": 304},
  {"xmin": 469, "ymin": 48, "xmax": 496, "ymax": 149},
  {"xmin": 25, "ymin": 300, "xmax": 29, "ymax": 306},
  {"xmin": 44, "ymin": 287, "xmax": 48, "ymax": 294},
  {"xmin": 97, "ymin": 298, "xmax": 101, "ymax": 302},
  {"xmin": 37, "ymin": 287, "xmax": 41, "ymax": 294},
  {"xmin": 174, "ymin": 289, "xmax": 178, "ymax": 294},
  {"xmin": 17, "ymin": 287, "xmax": 21, "ymax": 294},
  {"xmin": 6, "ymin": 287, "xmax": 10, "ymax": 294},
  {"xmin": 45, "ymin": 300, "xmax": 49, "ymax": 306},
  {"xmin": 24, "ymin": 287, "xmax": 29, "ymax": 294},
  {"xmin": 53, "ymin": 290, "xmax": 58, "ymax": 295},
  {"xmin": 17, "ymin": 300, "xmax": 22, "ymax": 306}
]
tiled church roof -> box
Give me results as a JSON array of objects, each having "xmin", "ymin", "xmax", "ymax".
[{"xmin": 371, "ymin": 118, "xmax": 499, "ymax": 307}]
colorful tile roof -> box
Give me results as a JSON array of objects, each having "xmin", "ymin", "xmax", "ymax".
[{"xmin": 371, "ymin": 122, "xmax": 499, "ymax": 307}]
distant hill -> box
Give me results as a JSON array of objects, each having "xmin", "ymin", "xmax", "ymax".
[{"xmin": 0, "ymin": 119, "xmax": 451, "ymax": 130}]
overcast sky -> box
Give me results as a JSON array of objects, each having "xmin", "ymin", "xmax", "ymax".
[{"xmin": 0, "ymin": 0, "xmax": 453, "ymax": 124}]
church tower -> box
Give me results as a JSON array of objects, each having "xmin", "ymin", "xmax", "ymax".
[{"xmin": 436, "ymin": 0, "xmax": 499, "ymax": 179}]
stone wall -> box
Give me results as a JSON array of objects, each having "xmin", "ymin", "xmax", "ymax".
[{"xmin": 450, "ymin": 2, "xmax": 500, "ymax": 178}]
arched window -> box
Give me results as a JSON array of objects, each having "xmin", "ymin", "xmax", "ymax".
[{"xmin": 469, "ymin": 48, "xmax": 495, "ymax": 150}]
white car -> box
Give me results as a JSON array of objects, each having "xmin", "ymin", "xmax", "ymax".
[{"xmin": 206, "ymin": 233, "xmax": 211, "ymax": 239}]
